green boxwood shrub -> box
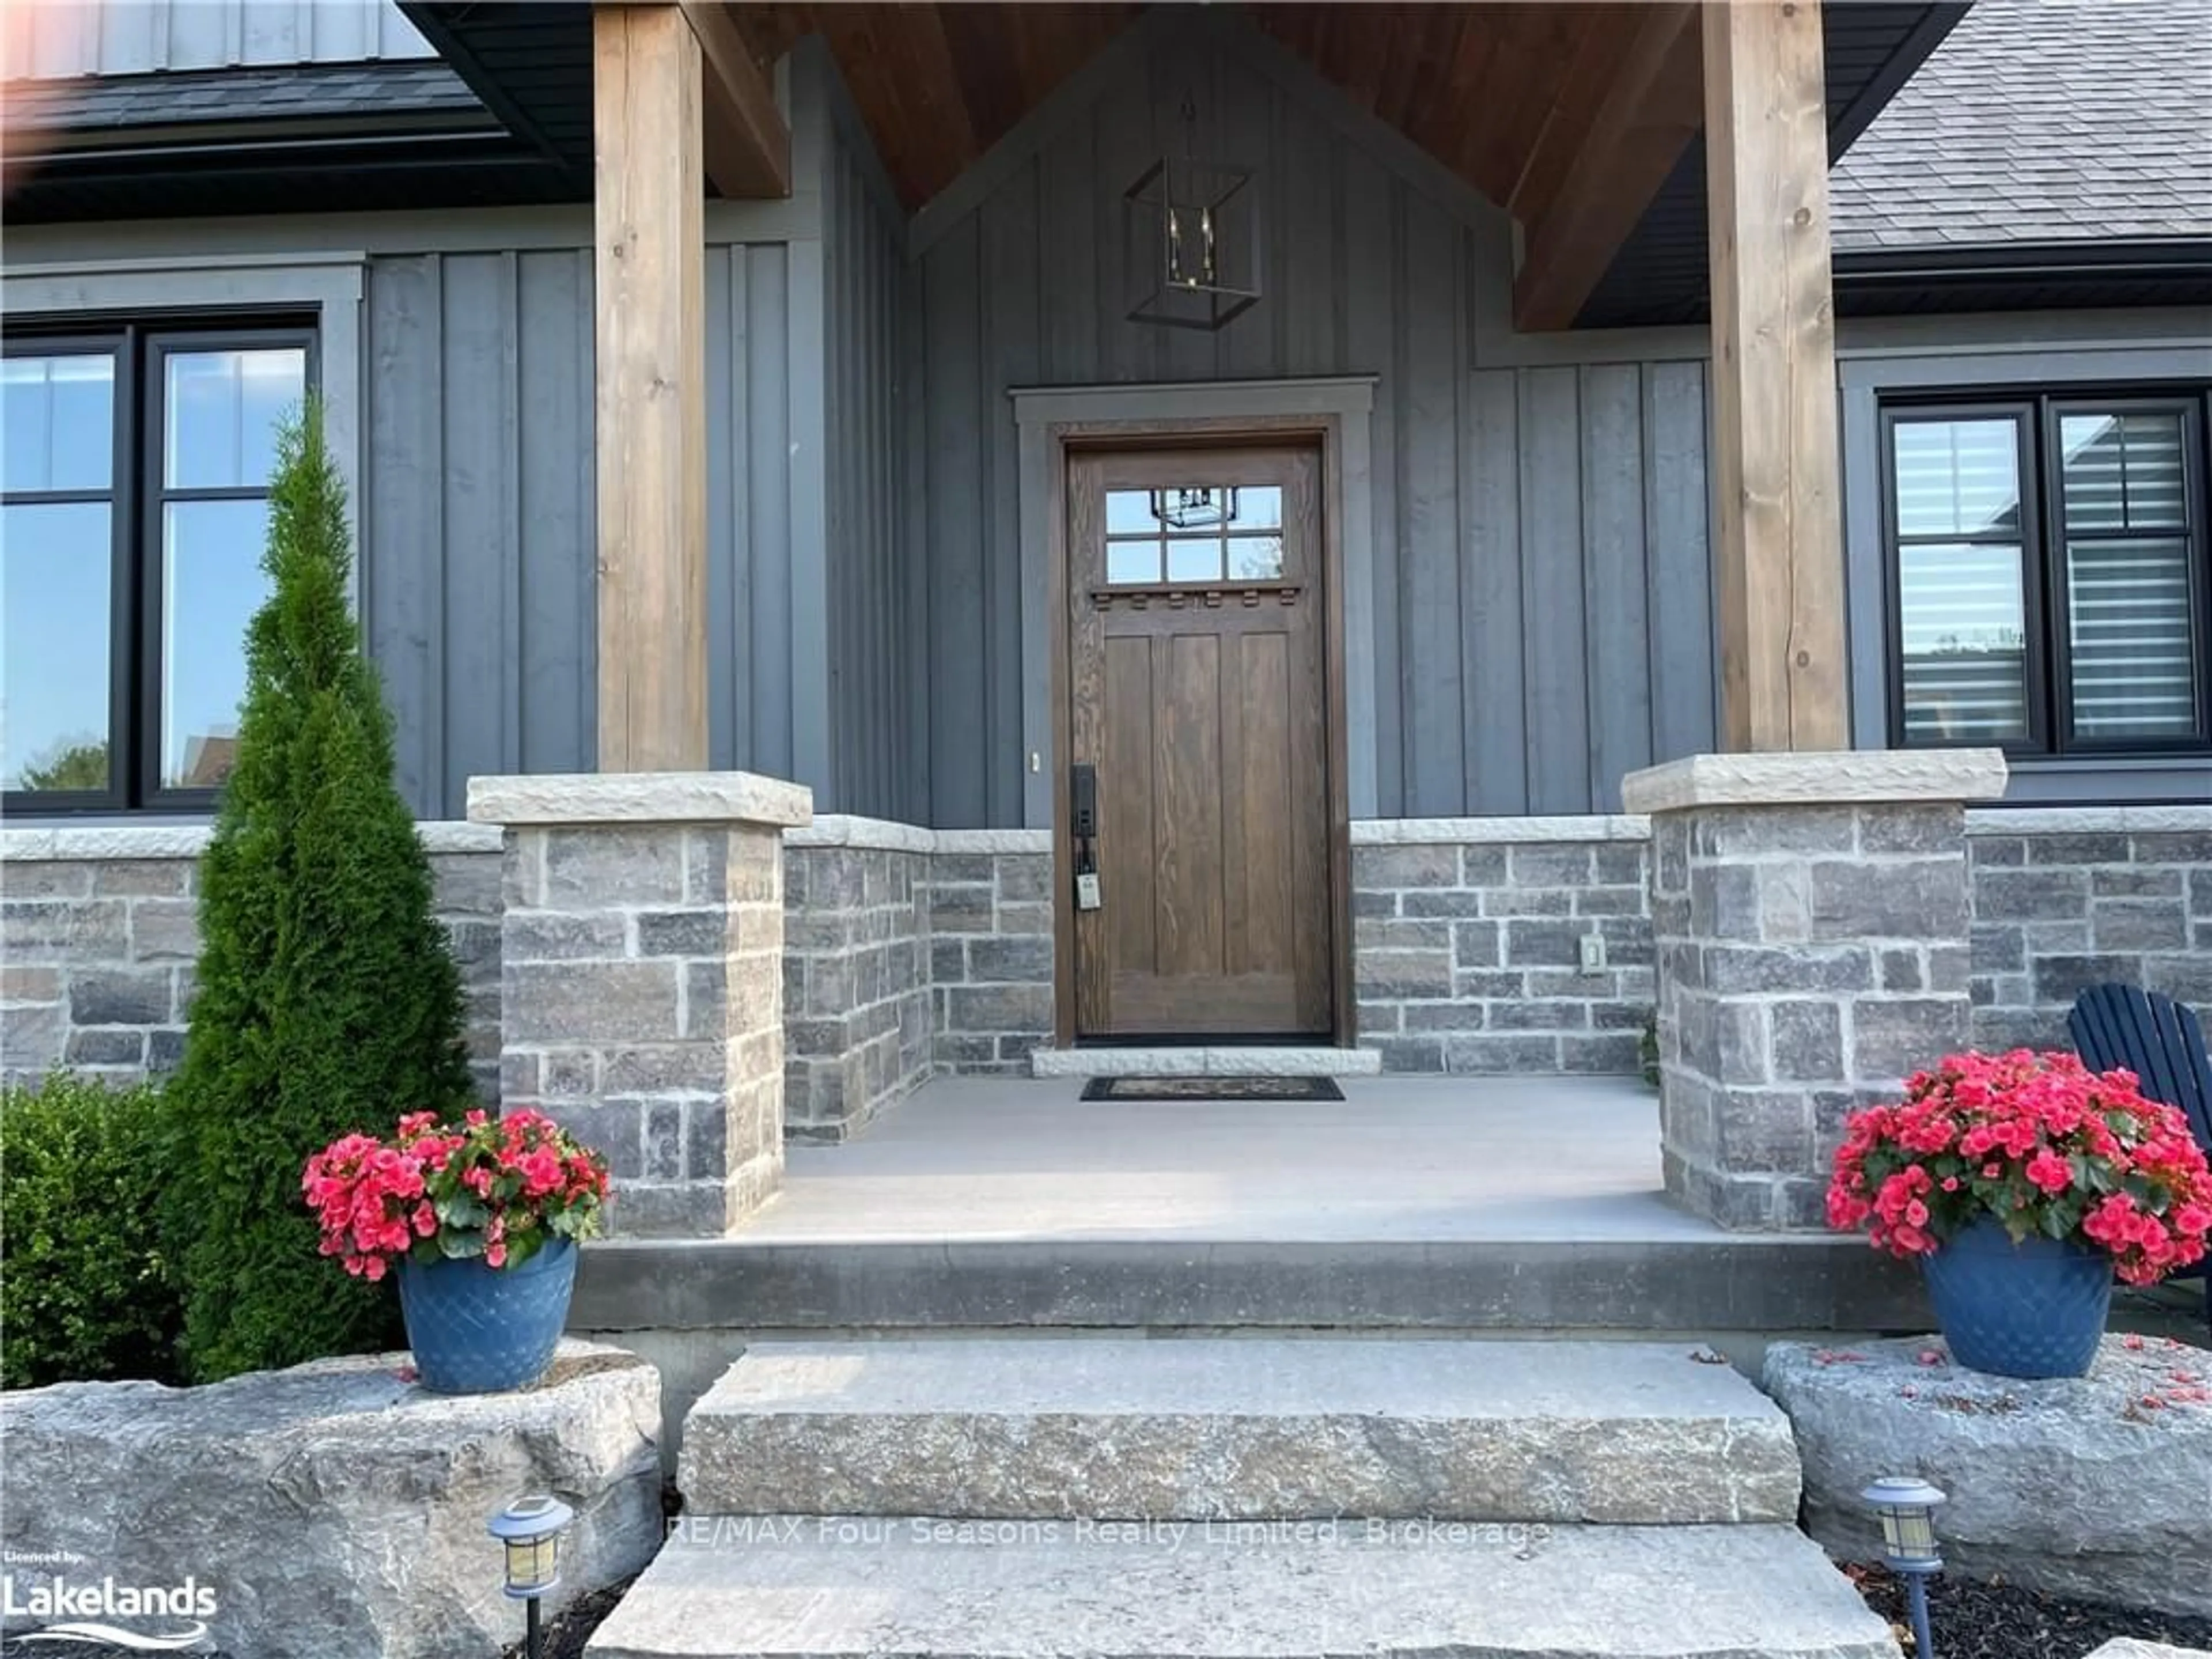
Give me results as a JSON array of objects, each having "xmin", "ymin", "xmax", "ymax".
[{"xmin": 1, "ymin": 1074, "xmax": 185, "ymax": 1389}]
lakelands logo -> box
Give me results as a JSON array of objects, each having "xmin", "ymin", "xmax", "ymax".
[{"xmin": 2, "ymin": 1573, "xmax": 216, "ymax": 1651}]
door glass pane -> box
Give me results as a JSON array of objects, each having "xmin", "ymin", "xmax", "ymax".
[
  {"xmin": 1165, "ymin": 537, "xmax": 1222, "ymax": 582},
  {"xmin": 2065, "ymin": 535, "xmax": 2199, "ymax": 740},
  {"xmin": 1105, "ymin": 540, "xmax": 1161, "ymax": 585},
  {"xmin": 2061, "ymin": 412, "xmax": 2186, "ymax": 531},
  {"xmin": 1105, "ymin": 491, "xmax": 1155, "ymax": 535},
  {"xmin": 1153, "ymin": 486, "xmax": 1231, "ymax": 529},
  {"xmin": 1226, "ymin": 487, "xmax": 1281, "ymax": 532},
  {"xmin": 1897, "ymin": 541, "xmax": 2029, "ymax": 742},
  {"xmin": 1, "ymin": 502, "xmax": 112, "ymax": 791},
  {"xmin": 162, "ymin": 499, "xmax": 270, "ymax": 789},
  {"xmin": 3, "ymin": 354, "xmax": 115, "ymax": 494},
  {"xmin": 1227, "ymin": 536, "xmax": 1283, "ymax": 579},
  {"xmin": 1892, "ymin": 418, "xmax": 2021, "ymax": 537},
  {"xmin": 165, "ymin": 347, "xmax": 305, "ymax": 489}
]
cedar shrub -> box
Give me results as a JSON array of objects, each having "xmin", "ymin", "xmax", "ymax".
[{"xmin": 166, "ymin": 399, "xmax": 475, "ymax": 1382}]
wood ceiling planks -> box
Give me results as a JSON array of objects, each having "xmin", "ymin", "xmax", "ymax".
[
  {"xmin": 715, "ymin": 0, "xmax": 1697, "ymax": 281},
  {"xmin": 726, "ymin": 1, "xmax": 1136, "ymax": 207},
  {"xmin": 1247, "ymin": 1, "xmax": 1657, "ymax": 211}
]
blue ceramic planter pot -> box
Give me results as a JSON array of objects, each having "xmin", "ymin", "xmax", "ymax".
[
  {"xmin": 396, "ymin": 1239, "xmax": 577, "ymax": 1394},
  {"xmin": 1921, "ymin": 1218, "xmax": 2112, "ymax": 1380}
]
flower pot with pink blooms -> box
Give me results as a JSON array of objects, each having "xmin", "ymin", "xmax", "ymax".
[
  {"xmin": 304, "ymin": 1109, "xmax": 611, "ymax": 1393},
  {"xmin": 1828, "ymin": 1049, "xmax": 2212, "ymax": 1380}
]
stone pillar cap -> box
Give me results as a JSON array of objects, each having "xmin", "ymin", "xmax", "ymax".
[
  {"xmin": 467, "ymin": 771, "xmax": 815, "ymax": 829},
  {"xmin": 1621, "ymin": 749, "xmax": 2008, "ymax": 815}
]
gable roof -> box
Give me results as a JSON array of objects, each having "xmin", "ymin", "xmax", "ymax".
[{"xmin": 1831, "ymin": 0, "xmax": 2212, "ymax": 251}]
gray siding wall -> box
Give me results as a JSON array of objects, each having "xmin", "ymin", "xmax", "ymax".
[
  {"xmin": 910, "ymin": 28, "xmax": 1718, "ymax": 826},
  {"xmin": 21, "ymin": 0, "xmax": 432, "ymax": 77},
  {"xmin": 358, "ymin": 47, "xmax": 910, "ymax": 822},
  {"xmin": 820, "ymin": 79, "xmax": 918, "ymax": 823},
  {"xmin": 363, "ymin": 242, "xmax": 805, "ymax": 819}
]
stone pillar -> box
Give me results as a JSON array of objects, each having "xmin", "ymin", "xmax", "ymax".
[
  {"xmin": 467, "ymin": 773, "xmax": 812, "ymax": 1237},
  {"xmin": 1622, "ymin": 752, "xmax": 2008, "ymax": 1231}
]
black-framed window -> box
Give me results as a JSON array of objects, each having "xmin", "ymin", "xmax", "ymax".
[
  {"xmin": 2, "ymin": 322, "xmax": 313, "ymax": 812},
  {"xmin": 1883, "ymin": 389, "xmax": 2212, "ymax": 757}
]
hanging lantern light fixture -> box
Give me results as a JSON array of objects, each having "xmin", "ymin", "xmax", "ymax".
[{"xmin": 1124, "ymin": 94, "xmax": 1260, "ymax": 331}]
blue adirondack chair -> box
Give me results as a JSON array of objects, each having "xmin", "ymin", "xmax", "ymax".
[{"xmin": 2069, "ymin": 983, "xmax": 2212, "ymax": 1327}]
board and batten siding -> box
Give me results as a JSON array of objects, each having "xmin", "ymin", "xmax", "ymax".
[
  {"xmin": 19, "ymin": 0, "xmax": 433, "ymax": 78},
  {"xmin": 820, "ymin": 89, "xmax": 918, "ymax": 824},
  {"xmin": 362, "ymin": 244, "xmax": 806, "ymax": 820},
  {"xmin": 910, "ymin": 28, "xmax": 1719, "ymax": 825}
]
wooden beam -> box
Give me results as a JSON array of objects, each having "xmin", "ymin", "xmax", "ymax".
[
  {"xmin": 1506, "ymin": 7, "xmax": 1639, "ymax": 227},
  {"xmin": 1510, "ymin": 2, "xmax": 1702, "ymax": 332},
  {"xmin": 1703, "ymin": 0, "xmax": 1849, "ymax": 751},
  {"xmin": 594, "ymin": 4, "xmax": 708, "ymax": 771},
  {"xmin": 676, "ymin": 0, "xmax": 790, "ymax": 198}
]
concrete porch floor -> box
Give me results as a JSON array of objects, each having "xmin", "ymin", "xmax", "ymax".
[
  {"xmin": 569, "ymin": 1072, "xmax": 1942, "ymax": 1355},
  {"xmin": 752, "ymin": 1075, "xmax": 1727, "ymax": 1244}
]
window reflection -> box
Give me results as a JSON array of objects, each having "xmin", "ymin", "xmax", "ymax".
[
  {"xmin": 162, "ymin": 500, "xmax": 270, "ymax": 789},
  {"xmin": 1101, "ymin": 481, "xmax": 1288, "ymax": 586},
  {"xmin": 0, "ymin": 502, "xmax": 113, "ymax": 791},
  {"xmin": 165, "ymin": 349, "xmax": 305, "ymax": 490},
  {"xmin": 3, "ymin": 354, "xmax": 114, "ymax": 495},
  {"xmin": 1165, "ymin": 539, "xmax": 1221, "ymax": 582}
]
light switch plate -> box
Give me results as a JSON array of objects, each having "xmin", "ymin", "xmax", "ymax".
[
  {"xmin": 1578, "ymin": 933, "xmax": 1606, "ymax": 974},
  {"xmin": 1075, "ymin": 871, "xmax": 1103, "ymax": 911}
]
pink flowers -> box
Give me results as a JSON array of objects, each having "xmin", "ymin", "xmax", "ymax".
[
  {"xmin": 1827, "ymin": 1048, "xmax": 2212, "ymax": 1286},
  {"xmin": 303, "ymin": 1108, "xmax": 611, "ymax": 1281}
]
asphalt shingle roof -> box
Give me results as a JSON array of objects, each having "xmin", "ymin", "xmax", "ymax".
[
  {"xmin": 1832, "ymin": 0, "xmax": 2212, "ymax": 251},
  {"xmin": 14, "ymin": 59, "xmax": 482, "ymax": 134}
]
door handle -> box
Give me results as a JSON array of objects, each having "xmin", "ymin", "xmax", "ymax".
[
  {"xmin": 1071, "ymin": 764, "xmax": 1097, "ymax": 839},
  {"xmin": 1071, "ymin": 764, "xmax": 1102, "ymax": 910}
]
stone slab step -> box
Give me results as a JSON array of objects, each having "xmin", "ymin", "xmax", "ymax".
[
  {"xmin": 677, "ymin": 1338, "xmax": 1800, "ymax": 1524},
  {"xmin": 1028, "ymin": 1046, "xmax": 1382, "ymax": 1078},
  {"xmin": 584, "ymin": 1521, "xmax": 1901, "ymax": 1659}
]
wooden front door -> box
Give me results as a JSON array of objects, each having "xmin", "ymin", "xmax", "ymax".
[{"xmin": 1066, "ymin": 446, "xmax": 1332, "ymax": 1039}]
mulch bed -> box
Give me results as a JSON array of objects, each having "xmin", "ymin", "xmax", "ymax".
[
  {"xmin": 499, "ymin": 1575, "xmax": 637, "ymax": 1659},
  {"xmin": 1851, "ymin": 1562, "xmax": 2212, "ymax": 1657}
]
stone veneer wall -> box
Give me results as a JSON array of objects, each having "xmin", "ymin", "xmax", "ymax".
[
  {"xmin": 1643, "ymin": 791, "xmax": 1982, "ymax": 1229},
  {"xmin": 0, "ymin": 824, "xmax": 504, "ymax": 1096},
  {"xmin": 1351, "ymin": 819, "xmax": 1656, "ymax": 1074},
  {"xmin": 478, "ymin": 773, "xmax": 808, "ymax": 1236},
  {"xmin": 924, "ymin": 833, "xmax": 1055, "ymax": 1076},
  {"xmin": 1966, "ymin": 807, "xmax": 2212, "ymax": 1051},
  {"xmin": 8, "ymin": 805, "xmax": 2203, "ymax": 1108},
  {"xmin": 781, "ymin": 821, "xmax": 934, "ymax": 1142}
]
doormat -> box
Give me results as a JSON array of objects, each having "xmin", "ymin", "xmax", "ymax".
[{"xmin": 1079, "ymin": 1075, "xmax": 1346, "ymax": 1102}]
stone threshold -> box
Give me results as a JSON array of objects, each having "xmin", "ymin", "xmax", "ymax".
[
  {"xmin": 1029, "ymin": 1046, "xmax": 1383, "ymax": 1078},
  {"xmin": 1350, "ymin": 814, "xmax": 1650, "ymax": 844}
]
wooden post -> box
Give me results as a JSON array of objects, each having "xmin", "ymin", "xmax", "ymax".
[
  {"xmin": 1703, "ymin": 0, "xmax": 1849, "ymax": 752},
  {"xmin": 594, "ymin": 3, "xmax": 708, "ymax": 771}
]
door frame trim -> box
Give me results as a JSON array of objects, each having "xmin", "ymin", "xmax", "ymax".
[{"xmin": 1013, "ymin": 381, "xmax": 1374, "ymax": 1049}]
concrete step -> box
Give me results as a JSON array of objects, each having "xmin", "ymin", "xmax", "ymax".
[
  {"xmin": 676, "ymin": 1338, "xmax": 1801, "ymax": 1524},
  {"xmin": 584, "ymin": 1521, "xmax": 1901, "ymax": 1659},
  {"xmin": 572, "ymin": 1233, "xmax": 1929, "ymax": 1336},
  {"xmin": 1028, "ymin": 1046, "xmax": 1382, "ymax": 1078}
]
